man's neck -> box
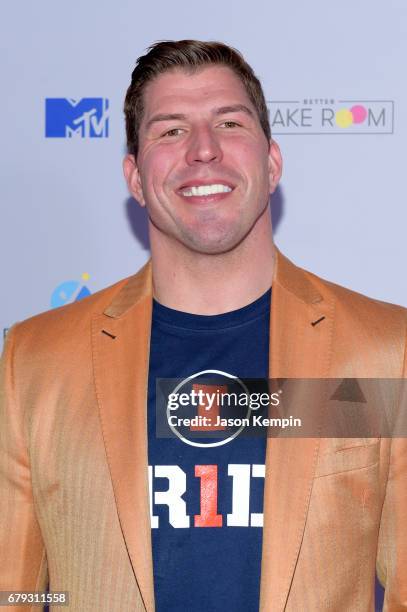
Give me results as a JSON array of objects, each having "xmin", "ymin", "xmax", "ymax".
[{"xmin": 150, "ymin": 218, "xmax": 275, "ymax": 315}]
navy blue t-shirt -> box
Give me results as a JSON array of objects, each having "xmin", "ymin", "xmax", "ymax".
[{"xmin": 147, "ymin": 288, "xmax": 271, "ymax": 611}]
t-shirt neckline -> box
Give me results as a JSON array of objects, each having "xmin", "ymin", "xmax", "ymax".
[{"xmin": 152, "ymin": 287, "xmax": 271, "ymax": 331}]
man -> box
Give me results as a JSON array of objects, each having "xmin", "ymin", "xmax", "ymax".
[{"xmin": 0, "ymin": 40, "xmax": 406, "ymax": 611}]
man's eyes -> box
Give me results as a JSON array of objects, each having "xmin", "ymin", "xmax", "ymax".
[
  {"xmin": 161, "ymin": 128, "xmax": 185, "ymax": 137},
  {"xmin": 220, "ymin": 120, "xmax": 241, "ymax": 128},
  {"xmin": 159, "ymin": 120, "xmax": 242, "ymax": 138}
]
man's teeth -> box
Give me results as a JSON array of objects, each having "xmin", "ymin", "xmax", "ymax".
[{"xmin": 181, "ymin": 184, "xmax": 232, "ymax": 197}]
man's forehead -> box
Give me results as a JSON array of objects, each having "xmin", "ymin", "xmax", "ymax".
[{"xmin": 142, "ymin": 65, "xmax": 254, "ymax": 117}]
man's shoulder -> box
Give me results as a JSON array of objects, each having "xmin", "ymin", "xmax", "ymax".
[
  {"xmin": 307, "ymin": 266, "xmax": 406, "ymax": 323},
  {"xmin": 6, "ymin": 266, "xmax": 146, "ymax": 357},
  {"xmin": 18, "ymin": 276, "xmax": 129, "ymax": 328},
  {"xmin": 278, "ymin": 250, "xmax": 406, "ymax": 324},
  {"xmin": 298, "ymin": 264, "xmax": 407, "ymax": 366},
  {"xmin": 280, "ymin": 256, "xmax": 407, "ymax": 376},
  {"xmin": 275, "ymin": 249, "xmax": 406, "ymax": 368}
]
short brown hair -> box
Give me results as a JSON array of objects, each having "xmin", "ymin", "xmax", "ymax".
[{"xmin": 124, "ymin": 40, "xmax": 271, "ymax": 157}]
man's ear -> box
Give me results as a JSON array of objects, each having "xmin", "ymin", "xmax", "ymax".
[
  {"xmin": 123, "ymin": 154, "xmax": 146, "ymax": 206},
  {"xmin": 268, "ymin": 139, "xmax": 283, "ymax": 194}
]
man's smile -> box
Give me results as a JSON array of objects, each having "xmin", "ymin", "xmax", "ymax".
[
  {"xmin": 176, "ymin": 179, "xmax": 235, "ymax": 203},
  {"xmin": 180, "ymin": 184, "xmax": 232, "ymax": 197}
]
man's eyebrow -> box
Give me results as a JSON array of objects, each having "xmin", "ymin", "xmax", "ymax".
[
  {"xmin": 214, "ymin": 104, "xmax": 254, "ymax": 117},
  {"xmin": 146, "ymin": 113, "xmax": 187, "ymax": 130},
  {"xmin": 146, "ymin": 105, "xmax": 254, "ymax": 130}
]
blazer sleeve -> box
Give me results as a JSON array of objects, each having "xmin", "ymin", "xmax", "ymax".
[
  {"xmin": 376, "ymin": 322, "xmax": 407, "ymax": 610},
  {"xmin": 0, "ymin": 325, "xmax": 48, "ymax": 610}
]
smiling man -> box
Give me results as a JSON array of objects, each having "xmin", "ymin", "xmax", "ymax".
[
  {"xmin": 123, "ymin": 55, "xmax": 282, "ymax": 314},
  {"xmin": 1, "ymin": 40, "xmax": 406, "ymax": 612}
]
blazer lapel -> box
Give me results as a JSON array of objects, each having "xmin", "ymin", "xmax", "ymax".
[
  {"xmin": 259, "ymin": 248, "xmax": 335, "ymax": 611},
  {"xmin": 91, "ymin": 261, "xmax": 155, "ymax": 612}
]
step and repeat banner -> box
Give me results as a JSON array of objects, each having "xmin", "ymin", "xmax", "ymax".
[{"xmin": 2, "ymin": 1, "xmax": 406, "ymax": 343}]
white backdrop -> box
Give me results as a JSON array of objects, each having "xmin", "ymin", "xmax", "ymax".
[{"xmin": 1, "ymin": 0, "xmax": 406, "ymax": 345}]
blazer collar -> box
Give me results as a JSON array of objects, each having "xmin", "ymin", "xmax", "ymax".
[
  {"xmin": 102, "ymin": 246, "xmax": 323, "ymax": 320},
  {"xmin": 103, "ymin": 259, "xmax": 153, "ymax": 319},
  {"xmin": 273, "ymin": 246, "xmax": 323, "ymax": 305}
]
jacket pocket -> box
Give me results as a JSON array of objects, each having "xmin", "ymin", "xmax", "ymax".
[{"xmin": 314, "ymin": 437, "xmax": 380, "ymax": 478}]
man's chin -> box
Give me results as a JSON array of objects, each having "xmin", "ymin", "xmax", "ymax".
[
  {"xmin": 177, "ymin": 230, "xmax": 247, "ymax": 256},
  {"xmin": 149, "ymin": 218, "xmax": 250, "ymax": 256}
]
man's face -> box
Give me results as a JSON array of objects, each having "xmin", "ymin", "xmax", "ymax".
[{"xmin": 124, "ymin": 65, "xmax": 282, "ymax": 255}]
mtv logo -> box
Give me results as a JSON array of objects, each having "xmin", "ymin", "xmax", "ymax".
[{"xmin": 45, "ymin": 98, "xmax": 109, "ymax": 138}]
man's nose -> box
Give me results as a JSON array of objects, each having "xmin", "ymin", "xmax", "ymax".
[{"xmin": 185, "ymin": 126, "xmax": 223, "ymax": 165}]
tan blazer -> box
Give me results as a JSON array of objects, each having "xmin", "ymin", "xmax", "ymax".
[{"xmin": 1, "ymin": 248, "xmax": 406, "ymax": 611}]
